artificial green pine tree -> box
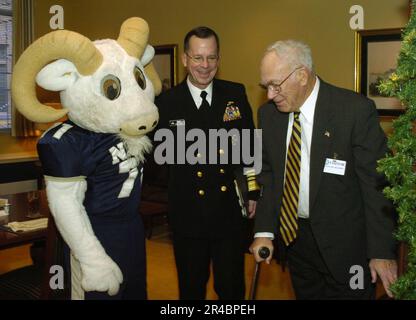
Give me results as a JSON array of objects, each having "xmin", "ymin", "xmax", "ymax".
[{"xmin": 377, "ymin": 0, "xmax": 416, "ymax": 300}]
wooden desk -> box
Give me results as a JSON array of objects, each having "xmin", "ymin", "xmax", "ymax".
[
  {"xmin": 0, "ymin": 191, "xmax": 65, "ymax": 300},
  {"xmin": 0, "ymin": 191, "xmax": 49, "ymax": 250}
]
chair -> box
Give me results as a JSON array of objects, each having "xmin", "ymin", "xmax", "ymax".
[
  {"xmin": 0, "ymin": 262, "xmax": 43, "ymax": 300},
  {"xmin": 139, "ymin": 155, "xmax": 169, "ymax": 239},
  {"xmin": 139, "ymin": 197, "xmax": 168, "ymax": 239}
]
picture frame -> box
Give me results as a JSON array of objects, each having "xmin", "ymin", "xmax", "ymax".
[
  {"xmin": 354, "ymin": 28, "xmax": 403, "ymax": 116},
  {"xmin": 153, "ymin": 44, "xmax": 178, "ymax": 92}
]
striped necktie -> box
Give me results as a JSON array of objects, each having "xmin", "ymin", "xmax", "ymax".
[{"xmin": 280, "ymin": 111, "xmax": 301, "ymax": 246}]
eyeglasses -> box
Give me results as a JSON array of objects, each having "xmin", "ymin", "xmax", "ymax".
[
  {"xmin": 185, "ymin": 52, "xmax": 219, "ymax": 65},
  {"xmin": 260, "ymin": 66, "xmax": 303, "ymax": 94}
]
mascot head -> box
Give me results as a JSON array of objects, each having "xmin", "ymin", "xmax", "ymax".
[{"xmin": 11, "ymin": 17, "xmax": 161, "ymax": 159}]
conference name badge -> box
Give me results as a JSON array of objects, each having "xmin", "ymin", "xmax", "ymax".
[
  {"xmin": 323, "ymin": 158, "xmax": 346, "ymax": 176},
  {"xmin": 169, "ymin": 119, "xmax": 185, "ymax": 127},
  {"xmin": 223, "ymin": 101, "xmax": 242, "ymax": 122}
]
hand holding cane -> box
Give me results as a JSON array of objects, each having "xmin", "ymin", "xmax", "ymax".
[{"xmin": 249, "ymin": 247, "xmax": 270, "ymax": 300}]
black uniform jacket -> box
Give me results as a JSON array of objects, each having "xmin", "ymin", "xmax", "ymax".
[{"xmin": 155, "ymin": 79, "xmax": 256, "ymax": 238}]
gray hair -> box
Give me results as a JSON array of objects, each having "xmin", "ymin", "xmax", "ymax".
[{"xmin": 265, "ymin": 40, "xmax": 314, "ymax": 72}]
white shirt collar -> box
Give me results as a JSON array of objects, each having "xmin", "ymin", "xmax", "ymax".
[
  {"xmin": 299, "ymin": 77, "xmax": 320, "ymax": 124},
  {"xmin": 187, "ymin": 77, "xmax": 213, "ymax": 108}
]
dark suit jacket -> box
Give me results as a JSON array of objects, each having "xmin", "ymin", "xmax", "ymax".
[
  {"xmin": 255, "ymin": 78, "xmax": 397, "ymax": 282},
  {"xmin": 155, "ymin": 79, "xmax": 256, "ymax": 238}
]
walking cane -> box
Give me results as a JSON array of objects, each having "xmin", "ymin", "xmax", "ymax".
[{"xmin": 249, "ymin": 246, "xmax": 270, "ymax": 300}]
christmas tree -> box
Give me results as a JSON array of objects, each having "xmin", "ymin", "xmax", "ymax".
[{"xmin": 377, "ymin": 0, "xmax": 416, "ymax": 300}]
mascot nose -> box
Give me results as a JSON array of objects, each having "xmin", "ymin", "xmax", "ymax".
[{"xmin": 120, "ymin": 109, "xmax": 159, "ymax": 136}]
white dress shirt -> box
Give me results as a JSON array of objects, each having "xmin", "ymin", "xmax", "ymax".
[
  {"xmin": 255, "ymin": 77, "xmax": 320, "ymax": 239},
  {"xmin": 187, "ymin": 77, "xmax": 213, "ymax": 108},
  {"xmin": 290, "ymin": 77, "xmax": 320, "ymax": 218}
]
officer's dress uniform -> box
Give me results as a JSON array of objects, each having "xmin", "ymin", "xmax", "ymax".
[
  {"xmin": 155, "ymin": 78, "xmax": 256, "ymax": 299},
  {"xmin": 38, "ymin": 121, "xmax": 146, "ymax": 300}
]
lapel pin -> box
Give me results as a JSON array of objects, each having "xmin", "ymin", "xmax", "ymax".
[{"xmin": 324, "ymin": 131, "xmax": 330, "ymax": 138}]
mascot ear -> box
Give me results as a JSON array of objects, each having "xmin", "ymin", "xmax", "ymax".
[
  {"xmin": 141, "ymin": 45, "xmax": 155, "ymax": 66},
  {"xmin": 36, "ymin": 59, "xmax": 79, "ymax": 91}
]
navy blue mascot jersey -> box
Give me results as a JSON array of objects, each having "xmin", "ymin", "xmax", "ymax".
[
  {"xmin": 38, "ymin": 121, "xmax": 147, "ymax": 299},
  {"xmin": 37, "ymin": 121, "xmax": 143, "ymax": 221}
]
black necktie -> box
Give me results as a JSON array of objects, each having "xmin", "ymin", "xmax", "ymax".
[{"xmin": 199, "ymin": 91, "xmax": 210, "ymax": 112}]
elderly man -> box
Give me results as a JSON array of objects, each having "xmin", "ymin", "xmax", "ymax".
[{"xmin": 250, "ymin": 40, "xmax": 397, "ymax": 299}]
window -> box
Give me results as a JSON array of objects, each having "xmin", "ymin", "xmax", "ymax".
[{"xmin": 0, "ymin": 0, "xmax": 12, "ymax": 130}]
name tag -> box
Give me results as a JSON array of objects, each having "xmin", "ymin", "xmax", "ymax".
[
  {"xmin": 169, "ymin": 119, "xmax": 185, "ymax": 127},
  {"xmin": 323, "ymin": 158, "xmax": 346, "ymax": 176}
]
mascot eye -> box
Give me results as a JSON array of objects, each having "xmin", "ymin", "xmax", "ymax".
[
  {"xmin": 101, "ymin": 75, "xmax": 121, "ymax": 100},
  {"xmin": 134, "ymin": 66, "xmax": 146, "ymax": 90}
]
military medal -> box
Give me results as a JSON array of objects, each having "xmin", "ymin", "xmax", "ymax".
[{"xmin": 223, "ymin": 101, "xmax": 242, "ymax": 122}]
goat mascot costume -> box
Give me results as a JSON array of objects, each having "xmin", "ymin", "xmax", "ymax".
[{"xmin": 11, "ymin": 17, "xmax": 161, "ymax": 300}]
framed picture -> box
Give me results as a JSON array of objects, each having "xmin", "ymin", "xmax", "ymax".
[
  {"xmin": 153, "ymin": 44, "xmax": 178, "ymax": 92},
  {"xmin": 354, "ymin": 28, "xmax": 403, "ymax": 116}
]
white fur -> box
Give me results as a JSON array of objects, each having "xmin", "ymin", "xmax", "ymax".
[
  {"xmin": 63, "ymin": 41, "xmax": 156, "ymax": 135},
  {"xmin": 141, "ymin": 45, "xmax": 155, "ymax": 66},
  {"xmin": 119, "ymin": 134, "xmax": 153, "ymax": 163},
  {"xmin": 45, "ymin": 179, "xmax": 123, "ymax": 296},
  {"xmin": 36, "ymin": 59, "xmax": 78, "ymax": 91},
  {"xmin": 36, "ymin": 40, "xmax": 158, "ymax": 143}
]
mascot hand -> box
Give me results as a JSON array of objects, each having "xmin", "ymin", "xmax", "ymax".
[{"xmin": 79, "ymin": 246, "xmax": 123, "ymax": 296}]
